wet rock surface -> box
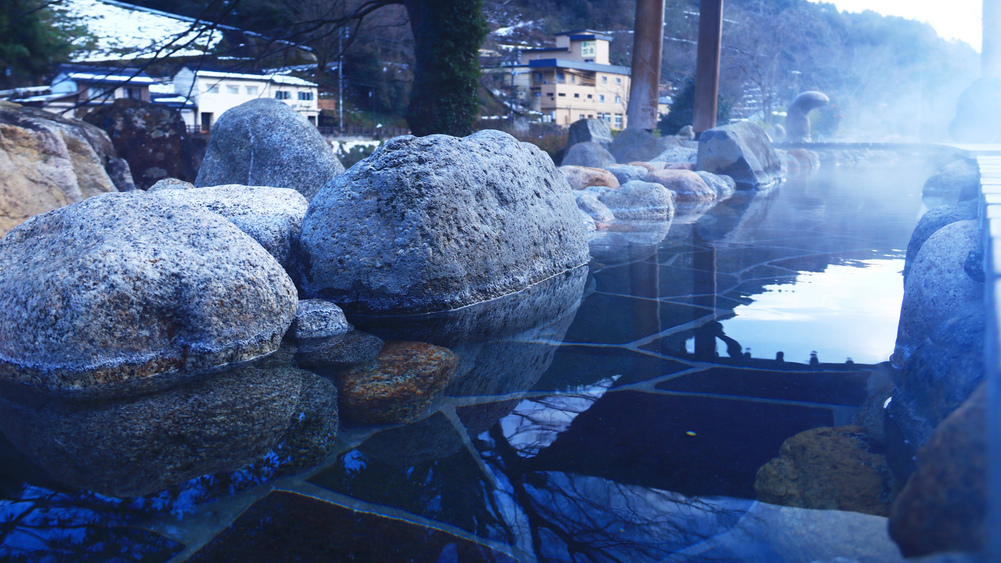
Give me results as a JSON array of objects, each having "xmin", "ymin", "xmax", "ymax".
[
  {"xmin": 290, "ymin": 299, "xmax": 353, "ymax": 340},
  {"xmin": 644, "ymin": 169, "xmax": 717, "ymax": 202},
  {"xmin": 597, "ymin": 180, "xmax": 676, "ymax": 221},
  {"xmin": 336, "ymin": 341, "xmax": 460, "ymax": 424},
  {"xmin": 299, "ymin": 130, "xmax": 589, "ymax": 313},
  {"xmin": 0, "ymin": 192, "xmax": 297, "ymax": 392},
  {"xmin": 903, "ymin": 200, "xmax": 978, "ymax": 279},
  {"xmin": 559, "ymin": 164, "xmax": 620, "ymax": 190},
  {"xmin": 0, "ymin": 101, "xmax": 128, "ymax": 237},
  {"xmin": 294, "ymin": 330, "xmax": 386, "ymax": 373},
  {"xmin": 697, "ymin": 121, "xmax": 784, "ymax": 189},
  {"xmin": 194, "ymin": 98, "xmax": 344, "ymax": 200}
]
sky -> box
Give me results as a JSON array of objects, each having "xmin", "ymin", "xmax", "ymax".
[{"xmin": 808, "ymin": 0, "xmax": 983, "ymax": 51}]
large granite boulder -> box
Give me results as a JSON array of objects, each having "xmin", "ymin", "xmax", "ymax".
[
  {"xmin": 561, "ymin": 142, "xmax": 616, "ymax": 168},
  {"xmin": 695, "ymin": 171, "xmax": 737, "ymax": 200},
  {"xmin": 298, "ymin": 130, "xmax": 590, "ymax": 313},
  {"xmin": 607, "ymin": 127, "xmax": 661, "ymax": 163},
  {"xmin": 650, "ymin": 146, "xmax": 697, "ymax": 165},
  {"xmin": 83, "ymin": 98, "xmax": 205, "ymax": 190},
  {"xmin": 754, "ymin": 426, "xmax": 897, "ymax": 517},
  {"xmin": 566, "ymin": 118, "xmax": 613, "ymax": 149},
  {"xmin": 696, "ymin": 121, "xmax": 783, "ymax": 189},
  {"xmin": 903, "ymin": 200, "xmax": 978, "ymax": 279},
  {"xmin": 0, "ymin": 101, "xmax": 130, "ymax": 237},
  {"xmin": 784, "ymin": 91, "xmax": 830, "ymax": 143},
  {"xmin": 644, "ymin": 169, "xmax": 717, "ymax": 202},
  {"xmin": 604, "ymin": 164, "xmax": 649, "ymax": 185},
  {"xmin": 0, "ymin": 192, "xmax": 297, "ymax": 393},
  {"xmin": 150, "ymin": 184, "xmax": 308, "ymax": 273},
  {"xmin": 894, "ymin": 220, "xmax": 982, "ymax": 365},
  {"xmin": 559, "ymin": 165, "xmax": 620, "ymax": 190},
  {"xmin": 922, "ymin": 159, "xmax": 980, "ymax": 204},
  {"xmin": 0, "ymin": 353, "xmax": 338, "ymax": 497},
  {"xmin": 889, "ymin": 382, "xmax": 987, "ymax": 557},
  {"xmin": 597, "ymin": 180, "xmax": 676, "ymax": 221},
  {"xmin": 194, "ymin": 98, "xmax": 344, "ymax": 200}
]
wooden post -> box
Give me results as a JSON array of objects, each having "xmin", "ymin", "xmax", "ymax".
[
  {"xmin": 626, "ymin": 0, "xmax": 665, "ymax": 130},
  {"xmin": 693, "ymin": 0, "xmax": 724, "ymax": 134},
  {"xmin": 985, "ymin": 0, "xmax": 1001, "ymax": 78}
]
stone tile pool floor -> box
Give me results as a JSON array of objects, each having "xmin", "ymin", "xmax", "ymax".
[{"xmin": 0, "ymin": 158, "xmax": 933, "ymax": 562}]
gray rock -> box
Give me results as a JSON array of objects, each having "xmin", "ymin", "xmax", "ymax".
[
  {"xmin": 608, "ymin": 127, "xmax": 662, "ymax": 163},
  {"xmin": 194, "ymin": 98, "xmax": 345, "ymax": 201},
  {"xmin": 575, "ymin": 191, "xmax": 615, "ymax": 223},
  {"xmin": 651, "ymin": 146, "xmax": 698, "ymax": 164},
  {"xmin": 0, "ymin": 192, "xmax": 297, "ymax": 393},
  {"xmin": 150, "ymin": 184, "xmax": 308, "ymax": 273},
  {"xmin": 695, "ymin": 171, "xmax": 737, "ymax": 200},
  {"xmin": 566, "ymin": 118, "xmax": 613, "ymax": 149},
  {"xmin": 657, "ymin": 135, "xmax": 685, "ymax": 151},
  {"xmin": 298, "ymin": 129, "xmax": 590, "ymax": 313},
  {"xmin": 291, "ymin": 299, "xmax": 353, "ymax": 340},
  {"xmin": 785, "ymin": 91, "xmax": 830, "ymax": 142},
  {"xmin": 696, "ymin": 121, "xmax": 784, "ymax": 189},
  {"xmin": 561, "ymin": 141, "xmax": 616, "ymax": 168},
  {"xmin": 904, "ymin": 200, "xmax": 978, "ymax": 279},
  {"xmin": 295, "ymin": 330, "xmax": 385, "ymax": 373},
  {"xmin": 922, "ymin": 159, "xmax": 980, "ymax": 204},
  {"xmin": 604, "ymin": 164, "xmax": 649, "ymax": 185},
  {"xmin": 147, "ymin": 177, "xmax": 194, "ymax": 192},
  {"xmin": 894, "ymin": 220, "xmax": 983, "ymax": 366},
  {"xmin": 598, "ymin": 180, "xmax": 676, "ymax": 221},
  {"xmin": 0, "ymin": 352, "xmax": 338, "ymax": 497}
]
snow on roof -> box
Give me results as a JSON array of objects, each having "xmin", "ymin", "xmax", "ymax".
[
  {"xmin": 148, "ymin": 83, "xmax": 175, "ymax": 94},
  {"xmin": 62, "ymin": 0, "xmax": 227, "ymax": 62},
  {"xmin": 192, "ymin": 69, "xmax": 317, "ymax": 87},
  {"xmin": 63, "ymin": 70, "xmax": 156, "ymax": 84}
]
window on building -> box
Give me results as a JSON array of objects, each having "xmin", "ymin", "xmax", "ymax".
[
  {"xmin": 587, "ymin": 94, "xmax": 592, "ymax": 99},
  {"xmin": 599, "ymin": 94, "xmax": 605, "ymax": 102},
  {"xmin": 206, "ymin": 84, "xmax": 219, "ymax": 94},
  {"xmin": 227, "ymin": 85, "xmax": 240, "ymax": 95},
  {"xmin": 275, "ymin": 90, "xmax": 291, "ymax": 100},
  {"xmin": 557, "ymin": 72, "xmax": 565, "ymax": 83},
  {"xmin": 87, "ymin": 86, "xmax": 110, "ymax": 100},
  {"xmin": 535, "ymin": 92, "xmax": 542, "ymax": 97},
  {"xmin": 558, "ymin": 93, "xmax": 566, "ymax": 97},
  {"xmin": 615, "ymin": 95, "xmax": 621, "ymax": 103},
  {"xmin": 298, "ymin": 91, "xmax": 313, "ymax": 101},
  {"xmin": 615, "ymin": 77, "xmax": 622, "ymax": 84},
  {"xmin": 547, "ymin": 92, "xmax": 554, "ymax": 97},
  {"xmin": 125, "ymin": 87, "xmax": 141, "ymax": 99},
  {"xmin": 574, "ymin": 93, "xmax": 580, "ymax": 98},
  {"xmin": 602, "ymin": 76, "xmax": 608, "ymax": 84},
  {"xmin": 579, "ymin": 114, "xmax": 585, "ymax": 120},
  {"xmin": 614, "ymin": 113, "xmax": 623, "ymax": 128},
  {"xmin": 246, "ymin": 86, "xmax": 259, "ymax": 96}
]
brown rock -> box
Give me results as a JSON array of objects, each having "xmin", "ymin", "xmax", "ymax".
[
  {"xmin": 889, "ymin": 382, "xmax": 986, "ymax": 557},
  {"xmin": 0, "ymin": 101, "xmax": 127, "ymax": 237},
  {"xmin": 644, "ymin": 169, "xmax": 716, "ymax": 202},
  {"xmin": 558, "ymin": 165, "xmax": 620, "ymax": 190},
  {"xmin": 755, "ymin": 425, "xmax": 898, "ymax": 517},
  {"xmin": 337, "ymin": 341, "xmax": 460, "ymax": 424},
  {"xmin": 664, "ymin": 162, "xmax": 696, "ymax": 171},
  {"xmin": 789, "ymin": 148, "xmax": 821, "ymax": 170}
]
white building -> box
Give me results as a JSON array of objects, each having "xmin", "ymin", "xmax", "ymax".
[
  {"xmin": 17, "ymin": 65, "xmax": 155, "ymax": 118},
  {"xmin": 172, "ymin": 67, "xmax": 320, "ymax": 131}
]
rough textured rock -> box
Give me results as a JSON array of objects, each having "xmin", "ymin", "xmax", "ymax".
[
  {"xmin": 150, "ymin": 184, "xmax": 308, "ymax": 272},
  {"xmin": 894, "ymin": 220, "xmax": 982, "ymax": 365},
  {"xmin": 608, "ymin": 127, "xmax": 661, "ymax": 163},
  {"xmin": 903, "ymin": 200, "xmax": 978, "ymax": 279},
  {"xmin": 148, "ymin": 177, "xmax": 194, "ymax": 192},
  {"xmin": 922, "ymin": 159, "xmax": 980, "ymax": 204},
  {"xmin": 574, "ymin": 191, "xmax": 615, "ymax": 223},
  {"xmin": 604, "ymin": 164, "xmax": 649, "ymax": 185},
  {"xmin": 0, "ymin": 353, "xmax": 338, "ymax": 497},
  {"xmin": 299, "ymin": 130, "xmax": 590, "ymax": 313},
  {"xmin": 696, "ymin": 121, "xmax": 784, "ymax": 189},
  {"xmin": 0, "ymin": 100, "xmax": 128, "ymax": 237},
  {"xmin": 597, "ymin": 180, "xmax": 675, "ymax": 221},
  {"xmin": 889, "ymin": 382, "xmax": 986, "ymax": 558},
  {"xmin": 0, "ymin": 192, "xmax": 297, "ymax": 393},
  {"xmin": 83, "ymin": 98, "xmax": 205, "ymax": 190},
  {"xmin": 889, "ymin": 303, "xmax": 984, "ymax": 448},
  {"xmin": 651, "ymin": 146, "xmax": 698, "ymax": 165},
  {"xmin": 755, "ymin": 426, "xmax": 897, "ymax": 517},
  {"xmin": 290, "ymin": 299, "xmax": 353, "ymax": 340},
  {"xmin": 558, "ymin": 165, "xmax": 620, "ymax": 190},
  {"xmin": 784, "ymin": 91, "xmax": 830, "ymax": 142},
  {"xmin": 566, "ymin": 118, "xmax": 613, "ymax": 149},
  {"xmin": 194, "ymin": 98, "xmax": 344, "ymax": 200},
  {"xmin": 336, "ymin": 341, "xmax": 460, "ymax": 424},
  {"xmin": 695, "ymin": 171, "xmax": 737, "ymax": 200},
  {"xmin": 560, "ymin": 141, "xmax": 616, "ymax": 168},
  {"xmin": 295, "ymin": 331, "xmax": 385, "ymax": 373},
  {"xmin": 644, "ymin": 169, "xmax": 717, "ymax": 202}
]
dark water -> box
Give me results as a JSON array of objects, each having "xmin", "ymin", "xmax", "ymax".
[{"xmin": 0, "ymin": 160, "xmax": 931, "ymax": 562}]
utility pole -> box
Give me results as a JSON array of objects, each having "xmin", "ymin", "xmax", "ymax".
[
  {"xmin": 338, "ymin": 29, "xmax": 344, "ymax": 130},
  {"xmin": 692, "ymin": 0, "xmax": 724, "ymax": 134},
  {"xmin": 626, "ymin": 0, "xmax": 665, "ymax": 130}
]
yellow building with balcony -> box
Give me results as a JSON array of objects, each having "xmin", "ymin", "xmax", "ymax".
[{"xmin": 522, "ymin": 30, "xmax": 631, "ymax": 128}]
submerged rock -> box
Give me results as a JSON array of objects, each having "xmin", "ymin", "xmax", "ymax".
[
  {"xmin": 336, "ymin": 341, "xmax": 460, "ymax": 424},
  {"xmin": 598, "ymin": 180, "xmax": 675, "ymax": 221},
  {"xmin": 696, "ymin": 121, "xmax": 783, "ymax": 189},
  {"xmin": 754, "ymin": 425, "xmax": 897, "ymax": 517},
  {"xmin": 194, "ymin": 98, "xmax": 344, "ymax": 200},
  {"xmin": 299, "ymin": 130, "xmax": 590, "ymax": 314},
  {"xmin": 150, "ymin": 184, "xmax": 307, "ymax": 273},
  {"xmin": 290, "ymin": 300, "xmax": 353, "ymax": 341},
  {"xmin": 559, "ymin": 165, "xmax": 620, "ymax": 190},
  {"xmin": 0, "ymin": 192, "xmax": 297, "ymax": 393},
  {"xmin": 295, "ymin": 331, "xmax": 385, "ymax": 373},
  {"xmin": 0, "ymin": 101, "xmax": 130, "ymax": 237},
  {"xmin": 695, "ymin": 171, "xmax": 737, "ymax": 200},
  {"xmin": 561, "ymin": 142, "xmax": 616, "ymax": 168},
  {"xmin": 0, "ymin": 353, "xmax": 339, "ymax": 498}
]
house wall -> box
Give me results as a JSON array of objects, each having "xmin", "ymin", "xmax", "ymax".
[
  {"xmin": 174, "ymin": 70, "xmax": 319, "ymax": 130},
  {"xmin": 530, "ymin": 68, "xmax": 630, "ymax": 127}
]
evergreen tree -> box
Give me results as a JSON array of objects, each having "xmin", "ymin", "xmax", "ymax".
[
  {"xmin": 0, "ymin": 0, "xmax": 84, "ymax": 88},
  {"xmin": 658, "ymin": 77, "xmax": 731, "ymax": 136}
]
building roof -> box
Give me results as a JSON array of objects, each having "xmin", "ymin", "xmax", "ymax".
[
  {"xmin": 553, "ymin": 29, "xmax": 614, "ymax": 41},
  {"xmin": 57, "ymin": 65, "xmax": 156, "ymax": 85},
  {"xmin": 187, "ymin": 69, "xmax": 317, "ymax": 87},
  {"xmin": 527, "ymin": 58, "xmax": 630, "ymax": 75}
]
